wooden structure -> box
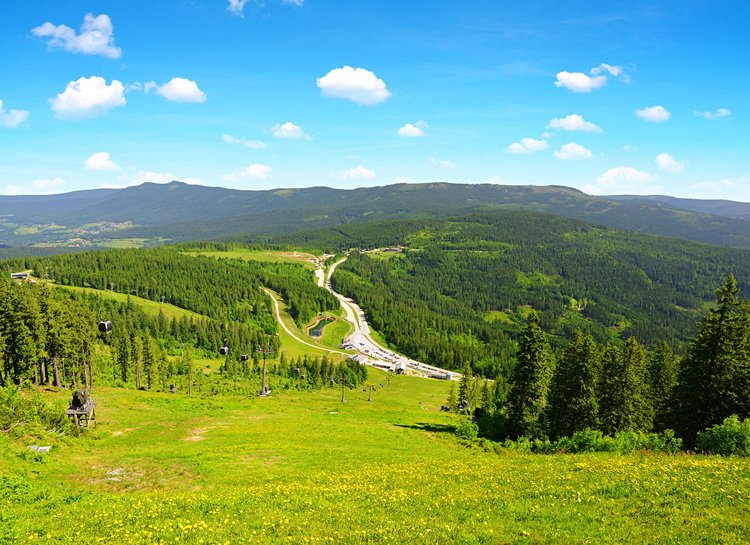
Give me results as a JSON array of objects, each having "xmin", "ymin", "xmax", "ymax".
[
  {"xmin": 66, "ymin": 390, "xmax": 97, "ymax": 428},
  {"xmin": 66, "ymin": 399, "xmax": 96, "ymax": 428}
]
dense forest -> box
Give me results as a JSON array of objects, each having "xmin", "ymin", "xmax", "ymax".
[
  {"xmin": 0, "ymin": 273, "xmax": 365, "ymax": 394},
  {"xmin": 465, "ymin": 274, "xmax": 750, "ymax": 448},
  {"xmin": 329, "ymin": 212, "xmax": 750, "ymax": 377}
]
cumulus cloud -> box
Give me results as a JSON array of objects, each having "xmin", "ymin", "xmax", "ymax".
[
  {"xmin": 2, "ymin": 177, "xmax": 66, "ymax": 196},
  {"xmin": 398, "ymin": 121, "xmax": 426, "ymax": 137},
  {"xmin": 339, "ymin": 165, "xmax": 376, "ymax": 180},
  {"xmin": 693, "ymin": 108, "xmax": 731, "ymax": 120},
  {"xmin": 555, "ymin": 71, "xmax": 607, "ymax": 93},
  {"xmin": 690, "ymin": 176, "xmax": 750, "ymax": 201},
  {"xmin": 578, "ymin": 166, "xmax": 660, "ymax": 196},
  {"xmin": 547, "ymin": 114, "xmax": 602, "ymax": 133},
  {"xmin": 0, "ymin": 100, "xmax": 29, "ymax": 128},
  {"xmin": 272, "ymin": 122, "xmax": 309, "ymax": 139},
  {"xmin": 32, "ymin": 13, "xmax": 121, "ymax": 59},
  {"xmin": 155, "ymin": 78, "xmax": 207, "ymax": 103},
  {"xmin": 221, "ymin": 164, "xmax": 272, "ymax": 182},
  {"xmin": 84, "ymin": 152, "xmax": 119, "ymax": 170},
  {"xmin": 429, "ymin": 157, "xmax": 456, "ymax": 169},
  {"xmin": 555, "ymin": 63, "xmax": 629, "ymax": 92},
  {"xmin": 635, "ymin": 105, "xmax": 670, "ymax": 123},
  {"xmin": 506, "ymin": 138, "xmax": 548, "ymax": 154},
  {"xmin": 222, "ymin": 134, "xmax": 267, "ymax": 149},
  {"xmin": 597, "ymin": 166, "xmax": 655, "ymax": 185},
  {"xmin": 51, "ymin": 76, "xmax": 126, "ymax": 120},
  {"xmin": 554, "ymin": 143, "xmax": 593, "ymax": 160},
  {"xmin": 317, "ymin": 66, "xmax": 391, "ymax": 106},
  {"xmin": 655, "ymin": 153, "xmax": 685, "ymax": 173}
]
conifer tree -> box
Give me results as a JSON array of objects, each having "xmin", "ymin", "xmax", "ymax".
[
  {"xmin": 548, "ymin": 329, "xmax": 600, "ymax": 439},
  {"xmin": 508, "ymin": 311, "xmax": 555, "ymax": 439},
  {"xmin": 649, "ymin": 341, "xmax": 678, "ymax": 431},
  {"xmin": 673, "ymin": 274, "xmax": 750, "ymax": 445},
  {"xmin": 599, "ymin": 337, "xmax": 652, "ymax": 435},
  {"xmin": 458, "ymin": 361, "xmax": 473, "ymax": 408},
  {"xmin": 446, "ymin": 381, "xmax": 458, "ymax": 412}
]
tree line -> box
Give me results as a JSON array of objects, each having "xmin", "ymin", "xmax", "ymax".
[{"xmin": 467, "ymin": 275, "xmax": 750, "ymax": 447}]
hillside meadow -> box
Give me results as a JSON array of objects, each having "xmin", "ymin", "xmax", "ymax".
[{"xmin": 2, "ymin": 369, "xmax": 749, "ymax": 544}]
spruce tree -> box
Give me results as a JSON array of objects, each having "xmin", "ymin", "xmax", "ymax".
[
  {"xmin": 649, "ymin": 341, "xmax": 678, "ymax": 431},
  {"xmin": 508, "ymin": 311, "xmax": 555, "ymax": 439},
  {"xmin": 548, "ymin": 329, "xmax": 600, "ymax": 439},
  {"xmin": 674, "ymin": 274, "xmax": 750, "ymax": 445},
  {"xmin": 599, "ymin": 337, "xmax": 652, "ymax": 435}
]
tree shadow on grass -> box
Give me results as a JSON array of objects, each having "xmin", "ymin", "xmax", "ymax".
[{"xmin": 395, "ymin": 422, "xmax": 456, "ymax": 434}]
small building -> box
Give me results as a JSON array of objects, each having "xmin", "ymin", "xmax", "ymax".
[{"xmin": 10, "ymin": 272, "xmax": 29, "ymax": 280}]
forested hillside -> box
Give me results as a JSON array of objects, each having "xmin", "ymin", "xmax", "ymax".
[{"xmin": 329, "ymin": 212, "xmax": 750, "ymax": 377}]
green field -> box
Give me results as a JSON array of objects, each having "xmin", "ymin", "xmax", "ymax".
[
  {"xmin": 57, "ymin": 284, "xmax": 203, "ymax": 321},
  {"xmin": 188, "ymin": 249, "xmax": 319, "ymax": 270},
  {"xmin": 2, "ymin": 373, "xmax": 749, "ymax": 544}
]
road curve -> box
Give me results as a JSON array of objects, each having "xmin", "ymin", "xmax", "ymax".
[
  {"xmin": 326, "ymin": 255, "xmax": 461, "ymax": 381},
  {"xmin": 262, "ymin": 287, "xmax": 347, "ymax": 357}
]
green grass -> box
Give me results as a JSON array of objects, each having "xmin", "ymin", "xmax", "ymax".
[
  {"xmin": 188, "ymin": 249, "xmax": 319, "ymax": 270},
  {"xmin": 2, "ymin": 374, "xmax": 750, "ymax": 544},
  {"xmin": 313, "ymin": 315, "xmax": 353, "ymax": 349},
  {"xmin": 56, "ymin": 284, "xmax": 203, "ymax": 321}
]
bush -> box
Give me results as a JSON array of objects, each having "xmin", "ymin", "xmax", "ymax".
[
  {"xmin": 0, "ymin": 385, "xmax": 71, "ymax": 437},
  {"xmin": 455, "ymin": 418, "xmax": 479, "ymax": 441},
  {"xmin": 496, "ymin": 428, "xmax": 682, "ymax": 455},
  {"xmin": 696, "ymin": 415, "xmax": 750, "ymax": 456}
]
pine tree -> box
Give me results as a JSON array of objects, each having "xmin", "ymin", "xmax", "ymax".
[
  {"xmin": 649, "ymin": 341, "xmax": 677, "ymax": 431},
  {"xmin": 673, "ymin": 274, "xmax": 750, "ymax": 445},
  {"xmin": 508, "ymin": 311, "xmax": 555, "ymax": 439},
  {"xmin": 446, "ymin": 381, "xmax": 458, "ymax": 412},
  {"xmin": 599, "ymin": 337, "xmax": 652, "ymax": 435},
  {"xmin": 548, "ymin": 329, "xmax": 600, "ymax": 439},
  {"xmin": 458, "ymin": 361, "xmax": 473, "ymax": 409}
]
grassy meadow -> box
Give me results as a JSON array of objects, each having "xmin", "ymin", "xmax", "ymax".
[{"xmin": 3, "ymin": 370, "xmax": 750, "ymax": 544}]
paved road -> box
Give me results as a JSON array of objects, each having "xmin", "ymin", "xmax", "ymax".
[
  {"xmin": 325, "ymin": 256, "xmax": 461, "ymax": 381},
  {"xmin": 262, "ymin": 287, "xmax": 347, "ymax": 357}
]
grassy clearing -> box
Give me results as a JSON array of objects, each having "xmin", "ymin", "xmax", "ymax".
[
  {"xmin": 56, "ymin": 284, "xmax": 203, "ymax": 321},
  {"xmin": 188, "ymin": 249, "xmax": 319, "ymax": 270},
  {"xmin": 2, "ymin": 371, "xmax": 749, "ymax": 544}
]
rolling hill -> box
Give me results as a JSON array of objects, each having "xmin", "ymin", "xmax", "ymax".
[{"xmin": 3, "ymin": 181, "xmax": 750, "ymax": 249}]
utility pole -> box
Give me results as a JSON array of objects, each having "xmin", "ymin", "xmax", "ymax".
[
  {"xmin": 339, "ymin": 372, "xmax": 348, "ymax": 403},
  {"xmin": 367, "ymin": 385, "xmax": 376, "ymax": 402},
  {"xmin": 256, "ymin": 340, "xmax": 274, "ymax": 397}
]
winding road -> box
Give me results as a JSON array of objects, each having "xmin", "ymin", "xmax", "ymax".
[{"xmin": 264, "ymin": 252, "xmax": 461, "ymax": 381}]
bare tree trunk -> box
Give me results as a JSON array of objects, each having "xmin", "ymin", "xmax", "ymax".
[
  {"xmin": 40, "ymin": 359, "xmax": 48, "ymax": 385},
  {"xmin": 52, "ymin": 355, "xmax": 61, "ymax": 387}
]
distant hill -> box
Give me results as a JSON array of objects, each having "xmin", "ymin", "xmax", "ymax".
[
  {"xmin": 607, "ymin": 194, "xmax": 750, "ymax": 221},
  {"xmin": 3, "ymin": 181, "xmax": 750, "ymax": 249}
]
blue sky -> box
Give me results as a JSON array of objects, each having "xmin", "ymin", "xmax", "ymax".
[{"xmin": 1, "ymin": 0, "xmax": 748, "ymax": 200}]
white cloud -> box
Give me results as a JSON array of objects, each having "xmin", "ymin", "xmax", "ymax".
[
  {"xmin": 32, "ymin": 13, "xmax": 121, "ymax": 59},
  {"xmin": 222, "ymin": 134, "xmax": 267, "ymax": 149},
  {"xmin": 623, "ymin": 144, "xmax": 637, "ymax": 152},
  {"xmin": 227, "ymin": 0, "xmax": 250, "ymax": 16},
  {"xmin": 693, "ymin": 108, "xmax": 731, "ymax": 120},
  {"xmin": 597, "ymin": 167, "xmax": 655, "ymax": 185},
  {"xmin": 506, "ymin": 138, "xmax": 548, "ymax": 154},
  {"xmin": 3, "ymin": 177, "xmax": 66, "ymax": 196},
  {"xmin": 690, "ymin": 176, "xmax": 750, "ymax": 201},
  {"xmin": 578, "ymin": 166, "xmax": 660, "ymax": 196},
  {"xmin": 554, "ymin": 71, "xmax": 607, "ymax": 93},
  {"xmin": 51, "ymin": 76, "xmax": 126, "ymax": 120},
  {"xmin": 272, "ymin": 121, "xmax": 309, "ymax": 139},
  {"xmin": 283, "ymin": 0, "xmax": 305, "ymax": 5},
  {"xmin": 555, "ymin": 63, "xmax": 630, "ymax": 92},
  {"xmin": 0, "ymin": 99, "xmax": 29, "ymax": 128},
  {"xmin": 398, "ymin": 122, "xmax": 426, "ymax": 137},
  {"xmin": 221, "ymin": 164, "xmax": 272, "ymax": 182},
  {"xmin": 547, "ymin": 114, "xmax": 602, "ymax": 133},
  {"xmin": 84, "ymin": 152, "xmax": 119, "ymax": 171},
  {"xmin": 554, "ymin": 143, "xmax": 593, "ymax": 160},
  {"xmin": 655, "ymin": 153, "xmax": 684, "ymax": 173},
  {"xmin": 339, "ymin": 165, "xmax": 376, "ymax": 180},
  {"xmin": 155, "ymin": 78, "xmax": 207, "ymax": 103},
  {"xmin": 635, "ymin": 105, "xmax": 670, "ymax": 123},
  {"xmin": 317, "ymin": 66, "xmax": 391, "ymax": 105},
  {"xmin": 429, "ymin": 157, "xmax": 456, "ymax": 169}
]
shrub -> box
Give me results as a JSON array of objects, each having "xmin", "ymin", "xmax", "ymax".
[
  {"xmin": 455, "ymin": 418, "xmax": 479, "ymax": 441},
  {"xmin": 696, "ymin": 415, "xmax": 750, "ymax": 456},
  {"xmin": 0, "ymin": 385, "xmax": 71, "ymax": 437}
]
